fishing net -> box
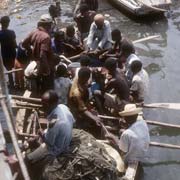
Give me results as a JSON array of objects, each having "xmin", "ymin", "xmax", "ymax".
[{"xmin": 42, "ymin": 129, "xmax": 121, "ymax": 180}]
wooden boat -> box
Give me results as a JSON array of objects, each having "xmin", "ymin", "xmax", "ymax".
[{"xmin": 108, "ymin": 0, "xmax": 172, "ymax": 17}]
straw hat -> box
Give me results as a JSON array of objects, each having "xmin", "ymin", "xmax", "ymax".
[
  {"xmin": 39, "ymin": 14, "xmax": 52, "ymax": 23},
  {"xmin": 119, "ymin": 104, "xmax": 142, "ymax": 117}
]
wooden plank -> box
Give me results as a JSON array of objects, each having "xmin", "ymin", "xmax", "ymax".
[
  {"xmin": 15, "ymin": 90, "xmax": 32, "ymax": 133},
  {"xmin": 124, "ymin": 161, "xmax": 139, "ymax": 180},
  {"xmin": 0, "ymin": 123, "xmax": 13, "ymax": 180}
]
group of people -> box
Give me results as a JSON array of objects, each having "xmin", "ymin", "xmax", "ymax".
[{"xmin": 0, "ymin": 0, "xmax": 150, "ymax": 172}]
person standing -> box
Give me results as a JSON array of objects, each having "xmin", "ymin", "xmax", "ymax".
[
  {"xmin": 74, "ymin": 4, "xmax": 96, "ymax": 40},
  {"xmin": 22, "ymin": 14, "xmax": 55, "ymax": 93},
  {"xmin": 0, "ymin": 16, "xmax": 17, "ymax": 88}
]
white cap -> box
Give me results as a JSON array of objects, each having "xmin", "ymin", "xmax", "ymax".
[{"xmin": 39, "ymin": 14, "xmax": 52, "ymax": 23}]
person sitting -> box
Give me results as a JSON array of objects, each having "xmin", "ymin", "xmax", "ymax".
[
  {"xmin": 130, "ymin": 60, "xmax": 149, "ymax": 103},
  {"xmin": 65, "ymin": 25, "xmax": 83, "ymax": 56},
  {"xmin": 0, "ymin": 16, "xmax": 17, "ymax": 88},
  {"xmin": 100, "ymin": 29, "xmax": 123, "ymax": 63},
  {"xmin": 74, "ymin": 4, "xmax": 96, "ymax": 41},
  {"xmin": 26, "ymin": 90, "xmax": 75, "ymax": 164},
  {"xmin": 69, "ymin": 67, "xmax": 101, "ymax": 137},
  {"xmin": 54, "ymin": 63, "xmax": 72, "ymax": 105},
  {"xmin": 51, "ymin": 30, "xmax": 66, "ymax": 55},
  {"xmin": 86, "ymin": 14, "xmax": 112, "ymax": 51},
  {"xmin": 94, "ymin": 58, "xmax": 130, "ymax": 114},
  {"xmin": 119, "ymin": 40, "xmax": 141, "ymax": 83},
  {"xmin": 106, "ymin": 104, "xmax": 150, "ymax": 164}
]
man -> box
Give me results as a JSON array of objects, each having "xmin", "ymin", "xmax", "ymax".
[
  {"xmin": 69, "ymin": 67, "xmax": 101, "ymax": 137},
  {"xmin": 106, "ymin": 104, "xmax": 150, "ymax": 164},
  {"xmin": 0, "ymin": 16, "xmax": 17, "ymax": 88},
  {"xmin": 94, "ymin": 58, "xmax": 130, "ymax": 113},
  {"xmin": 74, "ymin": 0, "xmax": 98, "ymax": 14},
  {"xmin": 74, "ymin": 4, "xmax": 96, "ymax": 40},
  {"xmin": 54, "ymin": 63, "xmax": 72, "ymax": 105},
  {"xmin": 119, "ymin": 40, "xmax": 141, "ymax": 83},
  {"xmin": 26, "ymin": 90, "xmax": 75, "ymax": 164},
  {"xmin": 86, "ymin": 14, "xmax": 112, "ymax": 51},
  {"xmin": 65, "ymin": 25, "xmax": 83, "ymax": 56},
  {"xmin": 22, "ymin": 14, "xmax": 55, "ymax": 93},
  {"xmin": 130, "ymin": 60, "xmax": 149, "ymax": 103}
]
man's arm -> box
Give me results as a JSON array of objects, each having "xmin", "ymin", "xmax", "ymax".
[
  {"xmin": 98, "ymin": 21, "xmax": 112, "ymax": 50},
  {"xmin": 87, "ymin": 23, "xmax": 96, "ymax": 50}
]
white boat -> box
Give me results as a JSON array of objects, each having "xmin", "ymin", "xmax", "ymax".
[{"xmin": 108, "ymin": 0, "xmax": 172, "ymax": 17}]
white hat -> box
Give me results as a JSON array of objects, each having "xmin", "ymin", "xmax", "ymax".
[
  {"xmin": 119, "ymin": 104, "xmax": 142, "ymax": 117},
  {"xmin": 39, "ymin": 14, "xmax": 52, "ymax": 23}
]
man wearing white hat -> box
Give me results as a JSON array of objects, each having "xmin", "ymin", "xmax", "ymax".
[
  {"xmin": 106, "ymin": 104, "xmax": 150, "ymax": 164},
  {"xmin": 22, "ymin": 14, "xmax": 54, "ymax": 93}
]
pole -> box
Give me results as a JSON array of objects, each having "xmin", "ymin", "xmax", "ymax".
[
  {"xmin": 150, "ymin": 142, "xmax": 180, "ymax": 150},
  {"xmin": 0, "ymin": 45, "xmax": 31, "ymax": 180}
]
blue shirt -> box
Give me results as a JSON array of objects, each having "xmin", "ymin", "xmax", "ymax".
[
  {"xmin": 44, "ymin": 104, "xmax": 75, "ymax": 156},
  {"xmin": 0, "ymin": 29, "xmax": 16, "ymax": 62}
]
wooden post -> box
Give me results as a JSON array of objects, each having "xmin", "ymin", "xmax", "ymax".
[{"xmin": 0, "ymin": 45, "xmax": 31, "ymax": 180}]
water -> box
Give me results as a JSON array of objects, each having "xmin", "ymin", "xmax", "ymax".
[{"xmin": 1, "ymin": 0, "xmax": 180, "ymax": 179}]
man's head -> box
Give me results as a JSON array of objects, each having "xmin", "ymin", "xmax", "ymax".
[
  {"xmin": 38, "ymin": 14, "xmax": 52, "ymax": 31},
  {"xmin": 94, "ymin": 14, "xmax": 104, "ymax": 29},
  {"xmin": 54, "ymin": 30, "xmax": 65, "ymax": 41},
  {"xmin": 80, "ymin": 55, "xmax": 90, "ymax": 67},
  {"xmin": 111, "ymin": 29, "xmax": 122, "ymax": 42},
  {"xmin": 56, "ymin": 63, "xmax": 67, "ymax": 77},
  {"xmin": 104, "ymin": 58, "xmax": 117, "ymax": 74},
  {"xmin": 41, "ymin": 90, "xmax": 59, "ymax": 114},
  {"xmin": 66, "ymin": 25, "xmax": 75, "ymax": 38},
  {"xmin": 121, "ymin": 40, "xmax": 135, "ymax": 58},
  {"xmin": 80, "ymin": 4, "xmax": 89, "ymax": 15},
  {"xmin": 119, "ymin": 104, "xmax": 142, "ymax": 124},
  {"xmin": 78, "ymin": 67, "xmax": 91, "ymax": 87},
  {"xmin": 0, "ymin": 16, "xmax": 10, "ymax": 29},
  {"xmin": 130, "ymin": 60, "xmax": 142, "ymax": 75}
]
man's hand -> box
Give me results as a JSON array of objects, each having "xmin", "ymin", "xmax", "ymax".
[{"xmin": 37, "ymin": 129, "xmax": 44, "ymax": 138}]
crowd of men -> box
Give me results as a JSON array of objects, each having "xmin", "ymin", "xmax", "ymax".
[{"xmin": 0, "ymin": 0, "xmax": 150, "ymax": 172}]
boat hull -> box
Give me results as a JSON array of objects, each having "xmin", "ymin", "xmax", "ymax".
[{"xmin": 108, "ymin": 0, "xmax": 171, "ymax": 17}]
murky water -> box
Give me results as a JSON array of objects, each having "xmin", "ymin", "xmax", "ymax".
[{"xmin": 1, "ymin": 0, "xmax": 180, "ymax": 179}]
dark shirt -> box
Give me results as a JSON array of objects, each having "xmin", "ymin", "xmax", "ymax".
[
  {"xmin": 74, "ymin": 11, "xmax": 96, "ymax": 34},
  {"xmin": 81, "ymin": 0, "xmax": 98, "ymax": 11},
  {"xmin": 22, "ymin": 27, "xmax": 52, "ymax": 61},
  {"xmin": 105, "ymin": 69, "xmax": 130, "ymax": 101},
  {"xmin": 0, "ymin": 29, "xmax": 16, "ymax": 63},
  {"xmin": 51, "ymin": 38, "xmax": 66, "ymax": 55}
]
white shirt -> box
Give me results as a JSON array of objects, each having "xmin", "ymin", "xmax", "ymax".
[
  {"xmin": 125, "ymin": 54, "xmax": 141, "ymax": 82},
  {"xmin": 119, "ymin": 120, "xmax": 150, "ymax": 163},
  {"xmin": 87, "ymin": 20, "xmax": 112, "ymax": 50},
  {"xmin": 130, "ymin": 69, "xmax": 149, "ymax": 101}
]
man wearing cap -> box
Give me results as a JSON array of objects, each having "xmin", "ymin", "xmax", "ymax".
[
  {"xmin": 22, "ymin": 14, "xmax": 54, "ymax": 93},
  {"xmin": 106, "ymin": 104, "xmax": 150, "ymax": 164},
  {"xmin": 0, "ymin": 16, "xmax": 17, "ymax": 88},
  {"xmin": 86, "ymin": 14, "xmax": 112, "ymax": 51}
]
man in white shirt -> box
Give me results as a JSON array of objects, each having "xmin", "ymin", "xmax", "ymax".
[
  {"xmin": 106, "ymin": 104, "xmax": 150, "ymax": 164},
  {"xmin": 86, "ymin": 14, "xmax": 112, "ymax": 51},
  {"xmin": 130, "ymin": 60, "xmax": 149, "ymax": 103}
]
